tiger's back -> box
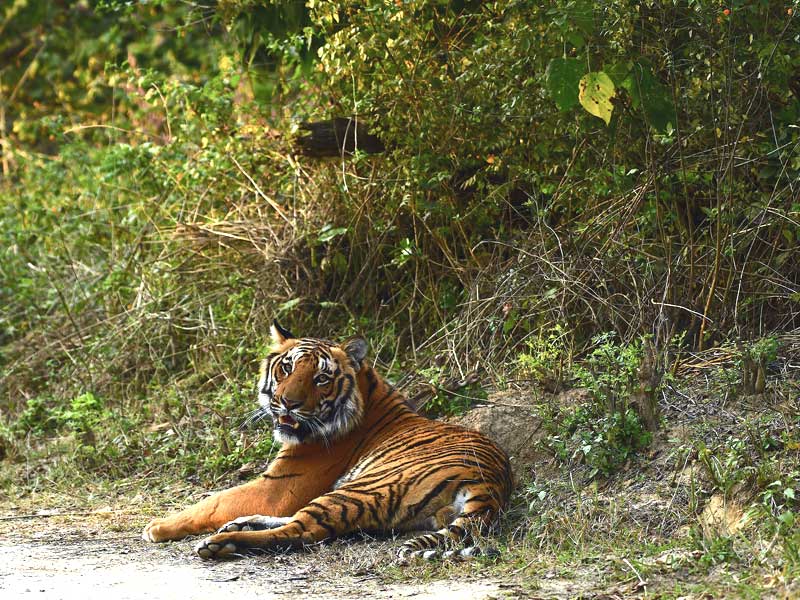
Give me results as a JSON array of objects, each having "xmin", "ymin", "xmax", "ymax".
[{"xmin": 330, "ymin": 382, "xmax": 512, "ymax": 544}]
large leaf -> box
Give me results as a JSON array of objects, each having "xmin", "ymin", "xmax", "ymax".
[
  {"xmin": 546, "ymin": 58, "xmax": 586, "ymax": 111},
  {"xmin": 569, "ymin": 0, "xmax": 594, "ymax": 35},
  {"xmin": 622, "ymin": 63, "xmax": 677, "ymax": 133},
  {"xmin": 579, "ymin": 71, "xmax": 615, "ymax": 125}
]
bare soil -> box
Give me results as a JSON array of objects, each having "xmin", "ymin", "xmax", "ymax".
[{"xmin": 0, "ymin": 510, "xmax": 523, "ymax": 600}]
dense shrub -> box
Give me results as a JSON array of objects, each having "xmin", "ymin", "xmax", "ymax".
[{"xmin": 1, "ymin": 1, "xmax": 799, "ymax": 481}]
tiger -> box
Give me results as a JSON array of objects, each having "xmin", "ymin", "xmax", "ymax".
[{"xmin": 142, "ymin": 321, "xmax": 513, "ymax": 560}]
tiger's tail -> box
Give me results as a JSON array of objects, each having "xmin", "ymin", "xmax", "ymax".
[
  {"xmin": 398, "ymin": 488, "xmax": 503, "ymax": 562},
  {"xmin": 398, "ymin": 514, "xmax": 501, "ymax": 561}
]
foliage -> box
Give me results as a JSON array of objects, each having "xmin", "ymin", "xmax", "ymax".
[
  {"xmin": 517, "ymin": 325, "xmax": 572, "ymax": 390},
  {"xmin": 735, "ymin": 336, "xmax": 780, "ymax": 394},
  {"xmin": 693, "ymin": 423, "xmax": 800, "ymax": 569},
  {"xmin": 696, "ymin": 438, "xmax": 751, "ymax": 498},
  {"xmin": 424, "ymin": 384, "xmax": 487, "ymax": 418},
  {"xmin": 0, "ymin": 1, "xmax": 226, "ymax": 156},
  {"xmin": 412, "ymin": 365, "xmax": 487, "ymax": 418},
  {"xmin": 746, "ymin": 337, "xmax": 780, "ymax": 366},
  {"xmin": 549, "ymin": 404, "xmax": 652, "ymax": 478},
  {"xmin": 751, "ymin": 473, "xmax": 800, "ymax": 566},
  {"xmin": 572, "ymin": 333, "xmax": 644, "ymax": 412},
  {"xmin": 1, "ymin": 0, "xmax": 799, "ymax": 488},
  {"xmin": 59, "ymin": 392, "xmax": 108, "ymax": 436},
  {"xmin": 693, "ymin": 532, "xmax": 739, "ymax": 568},
  {"xmin": 529, "ymin": 332, "xmax": 655, "ymax": 477}
]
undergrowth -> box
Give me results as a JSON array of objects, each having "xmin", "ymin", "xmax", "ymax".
[{"xmin": 511, "ymin": 370, "xmax": 799, "ymax": 595}]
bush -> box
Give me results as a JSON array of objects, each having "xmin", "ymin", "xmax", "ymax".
[
  {"xmin": 572, "ymin": 333, "xmax": 644, "ymax": 413},
  {"xmin": 550, "ymin": 404, "xmax": 652, "ymax": 478}
]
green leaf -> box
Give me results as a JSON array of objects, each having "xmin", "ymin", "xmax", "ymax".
[
  {"xmin": 503, "ymin": 311, "xmax": 518, "ymax": 334},
  {"xmin": 579, "ymin": 71, "xmax": 615, "ymax": 125},
  {"xmin": 391, "ymin": 237, "xmax": 416, "ymax": 267},
  {"xmin": 277, "ymin": 298, "xmax": 301, "ymax": 313},
  {"xmin": 623, "ymin": 63, "xmax": 677, "ymax": 133},
  {"xmin": 566, "ymin": 31, "xmax": 585, "ymax": 50},
  {"xmin": 785, "ymin": 488, "xmax": 796, "ymax": 500},
  {"xmin": 317, "ymin": 225, "xmax": 348, "ymax": 243},
  {"xmin": 546, "ymin": 58, "xmax": 585, "ymax": 111},
  {"xmin": 605, "ymin": 61, "xmax": 632, "ymax": 87},
  {"xmin": 778, "ymin": 511, "xmax": 795, "ymax": 528},
  {"xmin": 567, "ymin": 0, "xmax": 594, "ymax": 35}
]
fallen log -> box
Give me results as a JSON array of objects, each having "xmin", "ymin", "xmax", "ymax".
[{"xmin": 295, "ymin": 117, "xmax": 385, "ymax": 157}]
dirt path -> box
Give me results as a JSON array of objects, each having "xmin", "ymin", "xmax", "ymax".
[{"xmin": 0, "ymin": 513, "xmax": 520, "ymax": 600}]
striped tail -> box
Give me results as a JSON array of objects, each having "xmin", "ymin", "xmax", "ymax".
[{"xmin": 398, "ymin": 517, "xmax": 500, "ymax": 561}]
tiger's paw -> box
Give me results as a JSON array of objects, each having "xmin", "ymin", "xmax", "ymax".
[
  {"xmin": 195, "ymin": 534, "xmax": 239, "ymax": 559},
  {"xmin": 217, "ymin": 515, "xmax": 290, "ymax": 533},
  {"xmin": 142, "ymin": 518, "xmax": 182, "ymax": 543}
]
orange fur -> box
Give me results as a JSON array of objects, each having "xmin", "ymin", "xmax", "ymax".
[{"xmin": 142, "ymin": 326, "xmax": 512, "ymax": 559}]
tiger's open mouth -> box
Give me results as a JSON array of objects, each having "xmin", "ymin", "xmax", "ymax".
[{"xmin": 277, "ymin": 414, "xmax": 301, "ymax": 430}]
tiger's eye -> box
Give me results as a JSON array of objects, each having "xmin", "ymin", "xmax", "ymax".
[{"xmin": 315, "ymin": 374, "xmax": 330, "ymax": 386}]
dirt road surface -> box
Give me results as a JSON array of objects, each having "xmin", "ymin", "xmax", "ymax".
[{"xmin": 0, "ymin": 512, "xmax": 521, "ymax": 600}]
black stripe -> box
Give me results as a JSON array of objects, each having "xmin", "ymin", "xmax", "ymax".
[
  {"xmin": 304, "ymin": 504, "xmax": 338, "ymax": 537},
  {"xmin": 405, "ymin": 477, "xmax": 452, "ymax": 517},
  {"xmin": 261, "ymin": 472, "xmax": 302, "ymax": 480},
  {"xmin": 334, "ymin": 374, "xmax": 347, "ymax": 402},
  {"xmin": 364, "ymin": 368, "xmax": 379, "ymax": 399}
]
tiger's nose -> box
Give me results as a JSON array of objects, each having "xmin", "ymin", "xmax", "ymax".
[{"xmin": 279, "ymin": 396, "xmax": 302, "ymax": 410}]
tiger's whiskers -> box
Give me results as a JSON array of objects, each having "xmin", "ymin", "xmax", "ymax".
[{"xmin": 239, "ymin": 407, "xmax": 271, "ymax": 431}]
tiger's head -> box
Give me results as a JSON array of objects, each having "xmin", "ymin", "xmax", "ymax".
[{"xmin": 255, "ymin": 320, "xmax": 368, "ymax": 446}]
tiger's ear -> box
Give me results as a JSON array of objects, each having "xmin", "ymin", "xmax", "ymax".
[
  {"xmin": 340, "ymin": 336, "xmax": 368, "ymax": 368},
  {"xmin": 270, "ymin": 320, "xmax": 296, "ymax": 345}
]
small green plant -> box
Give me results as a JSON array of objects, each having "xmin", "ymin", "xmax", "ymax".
[
  {"xmin": 413, "ymin": 365, "xmax": 486, "ymax": 417},
  {"xmin": 693, "ymin": 531, "xmax": 739, "ymax": 567},
  {"xmin": 424, "ymin": 384, "xmax": 487, "ymax": 418},
  {"xmin": 8, "ymin": 392, "xmax": 128, "ymax": 469},
  {"xmin": 749, "ymin": 337, "xmax": 779, "ymax": 364},
  {"xmin": 201, "ymin": 433, "xmax": 278, "ymax": 475},
  {"xmin": 692, "ymin": 428, "xmax": 799, "ymax": 570},
  {"xmin": 58, "ymin": 392, "xmax": 108, "ymax": 436},
  {"xmin": 696, "ymin": 438, "xmax": 752, "ymax": 499},
  {"xmin": 12, "ymin": 396, "xmax": 60, "ymax": 435},
  {"xmin": 550, "ymin": 404, "xmax": 652, "ymax": 478},
  {"xmin": 746, "ymin": 471, "xmax": 800, "ymax": 566},
  {"xmin": 572, "ymin": 333, "xmax": 643, "ymax": 413},
  {"xmin": 543, "ymin": 334, "xmax": 654, "ymax": 478},
  {"xmin": 517, "ymin": 325, "xmax": 571, "ymax": 391},
  {"xmin": 737, "ymin": 336, "xmax": 779, "ymax": 394}
]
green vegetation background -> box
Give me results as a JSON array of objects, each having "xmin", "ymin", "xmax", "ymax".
[{"xmin": 1, "ymin": 0, "xmax": 798, "ymax": 503}]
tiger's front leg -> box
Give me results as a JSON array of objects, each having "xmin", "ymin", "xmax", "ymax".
[
  {"xmin": 143, "ymin": 481, "xmax": 257, "ymax": 542},
  {"xmin": 143, "ymin": 441, "xmax": 348, "ymax": 542},
  {"xmin": 195, "ymin": 491, "xmax": 376, "ymax": 559},
  {"xmin": 142, "ymin": 477, "xmax": 303, "ymax": 542},
  {"xmin": 216, "ymin": 515, "xmax": 292, "ymax": 533}
]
